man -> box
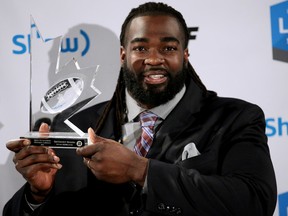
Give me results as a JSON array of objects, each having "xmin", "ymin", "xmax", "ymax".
[{"xmin": 4, "ymin": 2, "xmax": 277, "ymax": 216}]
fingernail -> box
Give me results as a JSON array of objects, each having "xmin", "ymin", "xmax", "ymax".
[
  {"xmin": 76, "ymin": 147, "xmax": 82, "ymax": 153},
  {"xmin": 23, "ymin": 140, "xmax": 31, "ymax": 145},
  {"xmin": 41, "ymin": 122, "xmax": 48, "ymax": 127},
  {"xmin": 53, "ymin": 156, "xmax": 60, "ymax": 162},
  {"xmin": 54, "ymin": 163, "xmax": 62, "ymax": 169}
]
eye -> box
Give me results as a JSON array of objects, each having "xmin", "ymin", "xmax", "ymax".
[
  {"xmin": 163, "ymin": 46, "xmax": 177, "ymax": 52},
  {"xmin": 133, "ymin": 46, "xmax": 147, "ymax": 52}
]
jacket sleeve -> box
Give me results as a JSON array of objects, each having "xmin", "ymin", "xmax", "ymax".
[
  {"xmin": 3, "ymin": 183, "xmax": 50, "ymax": 216},
  {"xmin": 3, "ymin": 185, "xmax": 25, "ymax": 216},
  {"xmin": 144, "ymin": 104, "xmax": 277, "ymax": 216}
]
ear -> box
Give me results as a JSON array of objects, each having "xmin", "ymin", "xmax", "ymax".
[
  {"xmin": 184, "ymin": 48, "xmax": 189, "ymax": 66},
  {"xmin": 120, "ymin": 46, "xmax": 126, "ymax": 65}
]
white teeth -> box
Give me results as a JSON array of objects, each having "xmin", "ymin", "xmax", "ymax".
[{"xmin": 149, "ymin": 74, "xmax": 164, "ymax": 79}]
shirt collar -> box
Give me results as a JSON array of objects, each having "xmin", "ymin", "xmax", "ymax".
[{"xmin": 125, "ymin": 85, "xmax": 186, "ymax": 122}]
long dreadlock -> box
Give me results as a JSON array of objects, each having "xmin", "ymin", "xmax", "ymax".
[{"xmin": 94, "ymin": 2, "xmax": 208, "ymax": 142}]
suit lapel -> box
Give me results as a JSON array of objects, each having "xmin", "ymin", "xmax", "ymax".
[{"xmin": 147, "ymin": 78, "xmax": 206, "ymax": 160}]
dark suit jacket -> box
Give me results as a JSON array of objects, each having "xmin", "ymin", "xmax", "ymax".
[{"xmin": 3, "ymin": 77, "xmax": 277, "ymax": 216}]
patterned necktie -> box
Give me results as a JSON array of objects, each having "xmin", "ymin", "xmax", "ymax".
[{"xmin": 134, "ymin": 111, "xmax": 158, "ymax": 157}]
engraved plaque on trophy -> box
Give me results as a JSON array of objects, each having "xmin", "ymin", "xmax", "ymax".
[{"xmin": 22, "ymin": 16, "xmax": 101, "ymax": 148}]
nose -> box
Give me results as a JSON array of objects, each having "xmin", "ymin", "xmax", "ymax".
[{"xmin": 144, "ymin": 50, "xmax": 164, "ymax": 65}]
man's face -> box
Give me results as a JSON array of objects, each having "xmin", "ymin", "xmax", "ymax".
[{"xmin": 120, "ymin": 15, "xmax": 189, "ymax": 108}]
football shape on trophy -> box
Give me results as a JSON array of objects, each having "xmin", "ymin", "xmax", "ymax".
[{"xmin": 41, "ymin": 77, "xmax": 84, "ymax": 114}]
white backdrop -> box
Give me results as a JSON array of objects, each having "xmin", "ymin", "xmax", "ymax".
[{"xmin": 1, "ymin": 0, "xmax": 287, "ymax": 215}]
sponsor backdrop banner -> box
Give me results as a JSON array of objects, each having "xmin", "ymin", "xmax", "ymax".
[{"xmin": 0, "ymin": 0, "xmax": 287, "ymax": 215}]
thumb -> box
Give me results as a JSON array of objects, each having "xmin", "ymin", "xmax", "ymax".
[
  {"xmin": 39, "ymin": 123, "xmax": 50, "ymax": 133},
  {"xmin": 39, "ymin": 123, "xmax": 50, "ymax": 138},
  {"xmin": 88, "ymin": 127, "xmax": 106, "ymax": 144},
  {"xmin": 88, "ymin": 127, "xmax": 97, "ymax": 143}
]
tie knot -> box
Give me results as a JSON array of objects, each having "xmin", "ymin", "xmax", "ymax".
[{"xmin": 139, "ymin": 111, "xmax": 158, "ymax": 128}]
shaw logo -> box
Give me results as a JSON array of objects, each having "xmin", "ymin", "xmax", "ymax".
[
  {"xmin": 270, "ymin": 1, "xmax": 288, "ymax": 63},
  {"xmin": 279, "ymin": 192, "xmax": 288, "ymax": 216},
  {"xmin": 12, "ymin": 24, "xmax": 90, "ymax": 57},
  {"xmin": 266, "ymin": 117, "xmax": 288, "ymax": 137}
]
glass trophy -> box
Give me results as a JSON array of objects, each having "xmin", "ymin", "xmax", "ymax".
[{"xmin": 22, "ymin": 16, "xmax": 101, "ymax": 148}]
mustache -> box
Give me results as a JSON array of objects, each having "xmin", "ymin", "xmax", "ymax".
[{"xmin": 144, "ymin": 67, "xmax": 167, "ymax": 72}]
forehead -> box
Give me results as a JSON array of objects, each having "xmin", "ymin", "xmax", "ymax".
[{"xmin": 125, "ymin": 15, "xmax": 184, "ymax": 45}]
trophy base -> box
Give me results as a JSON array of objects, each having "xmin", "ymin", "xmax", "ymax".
[{"xmin": 21, "ymin": 132, "xmax": 90, "ymax": 148}]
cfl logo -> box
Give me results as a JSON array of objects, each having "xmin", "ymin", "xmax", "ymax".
[{"xmin": 270, "ymin": 1, "xmax": 288, "ymax": 63}]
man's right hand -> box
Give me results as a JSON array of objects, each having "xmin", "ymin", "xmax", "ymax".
[{"xmin": 6, "ymin": 123, "xmax": 62, "ymax": 203}]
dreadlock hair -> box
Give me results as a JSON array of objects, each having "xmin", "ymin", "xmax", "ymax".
[
  {"xmin": 94, "ymin": 68, "xmax": 126, "ymax": 141},
  {"xmin": 94, "ymin": 2, "xmax": 208, "ymax": 142}
]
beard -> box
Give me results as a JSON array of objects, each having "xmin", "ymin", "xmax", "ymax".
[{"xmin": 122, "ymin": 62, "xmax": 187, "ymax": 107}]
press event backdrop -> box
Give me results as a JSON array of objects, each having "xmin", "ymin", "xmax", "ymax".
[{"xmin": 1, "ymin": 0, "xmax": 287, "ymax": 215}]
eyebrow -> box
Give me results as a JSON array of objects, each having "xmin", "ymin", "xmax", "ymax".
[
  {"xmin": 130, "ymin": 36, "xmax": 180, "ymax": 44},
  {"xmin": 161, "ymin": 37, "xmax": 180, "ymax": 44}
]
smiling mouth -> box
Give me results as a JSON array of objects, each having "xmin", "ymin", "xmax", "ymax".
[
  {"xmin": 149, "ymin": 74, "xmax": 164, "ymax": 79},
  {"xmin": 144, "ymin": 73, "xmax": 167, "ymax": 84}
]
